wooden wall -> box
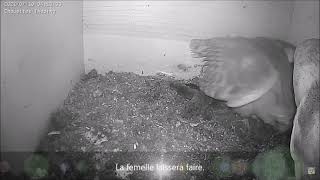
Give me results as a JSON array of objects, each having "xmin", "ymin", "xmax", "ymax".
[
  {"xmin": 1, "ymin": 1, "xmax": 84, "ymax": 152},
  {"xmin": 83, "ymin": 1, "xmax": 318, "ymax": 78},
  {"xmin": 289, "ymin": 0, "xmax": 319, "ymax": 44}
]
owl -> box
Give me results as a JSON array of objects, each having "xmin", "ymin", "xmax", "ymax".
[{"xmin": 189, "ymin": 37, "xmax": 296, "ymax": 132}]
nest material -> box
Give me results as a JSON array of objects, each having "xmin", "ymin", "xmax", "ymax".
[
  {"xmin": 37, "ymin": 70, "xmax": 291, "ymax": 179},
  {"xmin": 40, "ymin": 70, "xmax": 289, "ymax": 152}
]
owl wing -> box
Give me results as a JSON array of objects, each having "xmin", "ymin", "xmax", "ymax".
[{"xmin": 190, "ymin": 37, "xmax": 279, "ymax": 107}]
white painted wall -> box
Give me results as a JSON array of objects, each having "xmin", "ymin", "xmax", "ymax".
[
  {"xmin": 83, "ymin": 1, "xmax": 295, "ymax": 78},
  {"xmin": 1, "ymin": 1, "xmax": 84, "ymax": 152}
]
